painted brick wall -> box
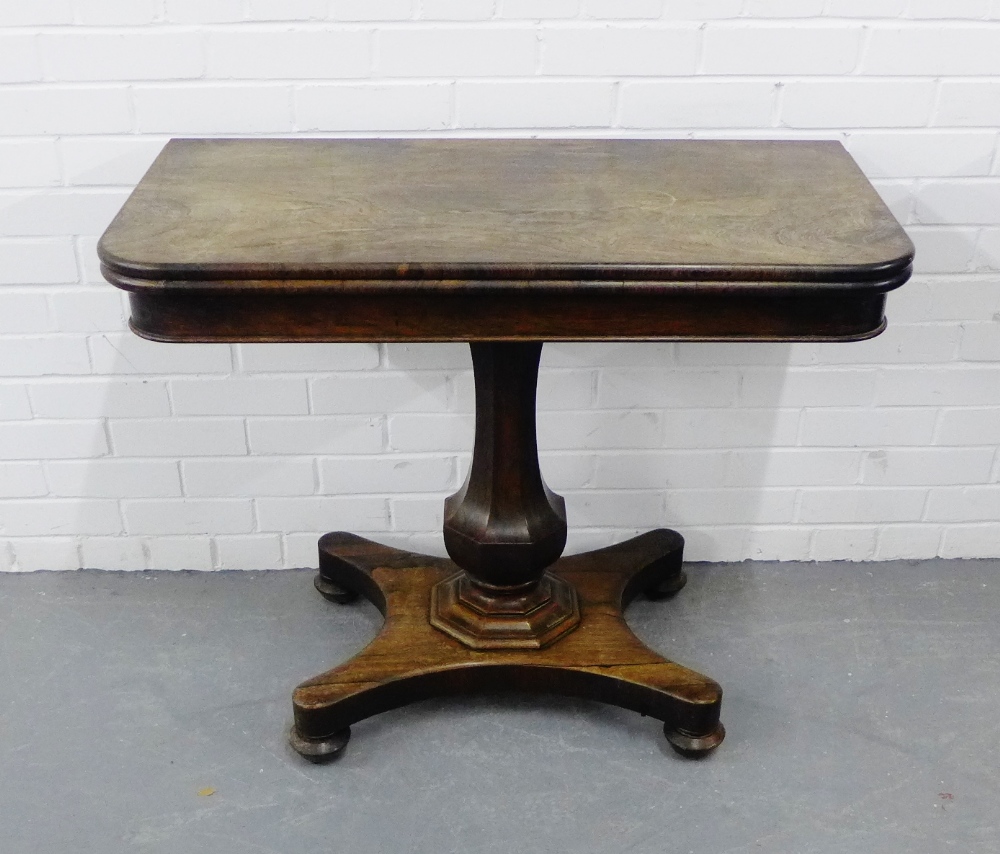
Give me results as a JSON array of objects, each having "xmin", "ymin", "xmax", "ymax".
[{"xmin": 1, "ymin": 0, "xmax": 998, "ymax": 571}]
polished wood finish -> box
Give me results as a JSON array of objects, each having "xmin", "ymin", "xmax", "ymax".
[
  {"xmin": 98, "ymin": 138, "xmax": 914, "ymax": 761},
  {"xmin": 100, "ymin": 139, "xmax": 912, "ymax": 279},
  {"xmin": 119, "ymin": 283, "xmax": 893, "ymax": 343},
  {"xmin": 434, "ymin": 342, "xmax": 577, "ymax": 648},
  {"xmin": 100, "ymin": 139, "xmax": 913, "ymax": 343},
  {"xmin": 444, "ymin": 343, "xmax": 566, "ymax": 592},
  {"xmin": 429, "ymin": 568, "xmax": 580, "ymax": 650},
  {"xmin": 295, "ymin": 530, "xmax": 722, "ymax": 761}
]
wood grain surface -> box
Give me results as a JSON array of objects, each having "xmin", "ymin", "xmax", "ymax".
[
  {"xmin": 292, "ymin": 530, "xmax": 724, "ymax": 759},
  {"xmin": 100, "ymin": 138, "xmax": 912, "ymax": 284}
]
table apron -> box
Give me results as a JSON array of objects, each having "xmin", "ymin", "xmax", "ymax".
[{"xmin": 126, "ymin": 287, "xmax": 889, "ymax": 343}]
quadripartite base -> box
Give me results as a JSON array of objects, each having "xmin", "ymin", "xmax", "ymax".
[{"xmin": 291, "ymin": 529, "xmax": 724, "ymax": 761}]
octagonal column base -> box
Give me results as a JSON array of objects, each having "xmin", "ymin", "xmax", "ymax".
[{"xmin": 430, "ymin": 570, "xmax": 581, "ymax": 650}]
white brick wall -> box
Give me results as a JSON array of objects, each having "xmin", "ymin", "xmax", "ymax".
[{"xmin": 1, "ymin": 1, "xmax": 999, "ymax": 570}]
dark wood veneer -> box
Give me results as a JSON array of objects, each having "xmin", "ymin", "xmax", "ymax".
[
  {"xmin": 99, "ymin": 138, "xmax": 912, "ymax": 285},
  {"xmin": 120, "ymin": 282, "xmax": 896, "ymax": 343},
  {"xmin": 99, "ymin": 138, "xmax": 913, "ymax": 762}
]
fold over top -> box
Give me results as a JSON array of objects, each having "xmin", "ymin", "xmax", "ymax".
[{"xmin": 98, "ymin": 138, "xmax": 913, "ymax": 287}]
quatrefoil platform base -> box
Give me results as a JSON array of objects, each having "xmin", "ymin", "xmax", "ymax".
[{"xmin": 289, "ymin": 529, "xmax": 725, "ymax": 762}]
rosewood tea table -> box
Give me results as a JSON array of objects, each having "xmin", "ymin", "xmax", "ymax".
[{"xmin": 99, "ymin": 139, "xmax": 913, "ymax": 761}]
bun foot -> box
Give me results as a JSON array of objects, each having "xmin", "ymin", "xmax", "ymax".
[
  {"xmin": 289, "ymin": 725, "xmax": 351, "ymax": 762},
  {"xmin": 646, "ymin": 569, "xmax": 687, "ymax": 600},
  {"xmin": 664, "ymin": 722, "xmax": 725, "ymax": 758},
  {"xmin": 314, "ymin": 573, "xmax": 358, "ymax": 605}
]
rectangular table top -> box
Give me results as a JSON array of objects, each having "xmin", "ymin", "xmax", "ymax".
[{"xmin": 99, "ymin": 139, "xmax": 913, "ymax": 343}]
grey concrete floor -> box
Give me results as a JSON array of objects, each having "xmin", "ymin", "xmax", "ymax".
[{"xmin": 1, "ymin": 557, "xmax": 998, "ymax": 853}]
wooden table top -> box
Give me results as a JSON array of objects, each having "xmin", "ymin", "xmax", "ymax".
[{"xmin": 99, "ymin": 139, "xmax": 913, "ymax": 343}]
